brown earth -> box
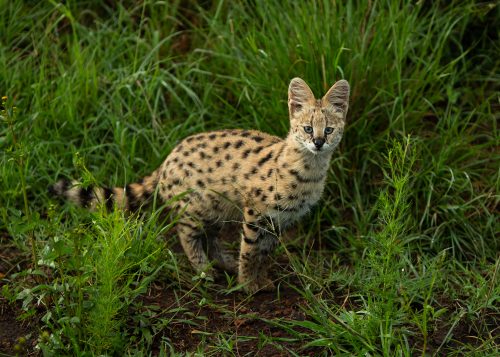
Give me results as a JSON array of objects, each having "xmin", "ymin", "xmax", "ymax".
[
  {"xmin": 138, "ymin": 277, "xmax": 322, "ymax": 356},
  {"xmin": 1, "ymin": 230, "xmax": 498, "ymax": 355},
  {"xmin": 0, "ymin": 234, "xmax": 40, "ymax": 356}
]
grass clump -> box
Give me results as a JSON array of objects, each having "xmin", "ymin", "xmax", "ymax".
[{"xmin": 31, "ymin": 203, "xmax": 174, "ymax": 355}]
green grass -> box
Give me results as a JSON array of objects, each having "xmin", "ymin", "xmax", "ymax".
[{"xmin": 1, "ymin": 0, "xmax": 499, "ymax": 355}]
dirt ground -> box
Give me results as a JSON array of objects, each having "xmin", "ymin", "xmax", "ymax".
[
  {"xmin": 1, "ymin": 230, "xmax": 498, "ymax": 356},
  {"xmin": 0, "ymin": 229, "xmax": 318, "ymax": 356},
  {"xmin": 0, "ymin": 235, "xmax": 40, "ymax": 356},
  {"xmin": 0, "ymin": 281, "xmax": 315, "ymax": 356},
  {"xmin": 143, "ymin": 282, "xmax": 319, "ymax": 356}
]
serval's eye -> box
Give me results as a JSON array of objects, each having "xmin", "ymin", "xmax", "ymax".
[
  {"xmin": 324, "ymin": 127, "xmax": 334, "ymax": 134},
  {"xmin": 304, "ymin": 126, "xmax": 313, "ymax": 134}
]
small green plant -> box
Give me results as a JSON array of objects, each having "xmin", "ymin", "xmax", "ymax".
[
  {"xmin": 1, "ymin": 96, "xmax": 39, "ymax": 271},
  {"xmin": 35, "ymin": 205, "xmax": 173, "ymax": 355}
]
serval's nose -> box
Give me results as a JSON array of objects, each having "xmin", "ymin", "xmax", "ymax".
[{"xmin": 313, "ymin": 137, "xmax": 325, "ymax": 149}]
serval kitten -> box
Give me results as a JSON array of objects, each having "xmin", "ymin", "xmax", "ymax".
[{"xmin": 52, "ymin": 77, "xmax": 350, "ymax": 293}]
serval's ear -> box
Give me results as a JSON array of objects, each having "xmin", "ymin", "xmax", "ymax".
[
  {"xmin": 322, "ymin": 79, "xmax": 350, "ymax": 117},
  {"xmin": 288, "ymin": 77, "xmax": 315, "ymax": 117}
]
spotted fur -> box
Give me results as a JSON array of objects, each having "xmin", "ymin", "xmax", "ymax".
[{"xmin": 51, "ymin": 78, "xmax": 350, "ymax": 293}]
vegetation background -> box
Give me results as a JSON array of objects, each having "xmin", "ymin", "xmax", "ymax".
[{"xmin": 0, "ymin": 0, "xmax": 498, "ymax": 355}]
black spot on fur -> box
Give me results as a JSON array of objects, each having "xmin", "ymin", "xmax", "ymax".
[
  {"xmin": 245, "ymin": 222, "xmax": 260, "ymax": 232},
  {"xmin": 232, "ymin": 163, "xmax": 240, "ymax": 170},
  {"xmin": 79, "ymin": 186, "xmax": 94, "ymax": 207},
  {"xmin": 252, "ymin": 136, "xmax": 263, "ymax": 143},
  {"xmin": 103, "ymin": 187, "xmax": 114, "ymax": 211},
  {"xmin": 223, "ymin": 142, "xmax": 231, "ymax": 149},
  {"xmin": 225, "ymin": 153, "xmax": 232, "ymax": 160},
  {"xmin": 257, "ymin": 151, "xmax": 273, "ymax": 166},
  {"xmin": 234, "ymin": 140, "xmax": 244, "ymax": 149},
  {"xmin": 244, "ymin": 237, "xmax": 257, "ymax": 244},
  {"xmin": 209, "ymin": 133, "xmax": 217, "ymax": 140},
  {"xmin": 289, "ymin": 169, "xmax": 325, "ymax": 183},
  {"xmin": 178, "ymin": 220, "xmax": 198, "ymax": 230},
  {"xmin": 196, "ymin": 180, "xmax": 205, "ymax": 188},
  {"xmin": 242, "ymin": 149, "xmax": 251, "ymax": 158},
  {"xmin": 58, "ymin": 179, "xmax": 70, "ymax": 194},
  {"xmin": 216, "ymin": 160, "xmax": 223, "ymax": 167},
  {"xmin": 274, "ymin": 143, "xmax": 286, "ymax": 162},
  {"xmin": 253, "ymin": 146, "xmax": 264, "ymax": 154},
  {"xmin": 126, "ymin": 184, "xmax": 139, "ymax": 211}
]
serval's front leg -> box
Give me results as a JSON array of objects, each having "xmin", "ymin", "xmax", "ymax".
[
  {"xmin": 238, "ymin": 208, "xmax": 277, "ymax": 293},
  {"xmin": 177, "ymin": 218, "xmax": 213, "ymax": 276}
]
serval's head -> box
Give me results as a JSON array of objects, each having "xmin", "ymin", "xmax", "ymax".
[{"xmin": 288, "ymin": 77, "xmax": 349, "ymax": 155}]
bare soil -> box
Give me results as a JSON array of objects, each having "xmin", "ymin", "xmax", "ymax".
[
  {"xmin": 140, "ymin": 279, "xmax": 320, "ymax": 356},
  {"xmin": 1, "ymin": 231, "xmax": 498, "ymax": 355},
  {"xmin": 0, "ymin": 234, "xmax": 40, "ymax": 356}
]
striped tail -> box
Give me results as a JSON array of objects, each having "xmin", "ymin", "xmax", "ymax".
[{"xmin": 50, "ymin": 171, "xmax": 160, "ymax": 211}]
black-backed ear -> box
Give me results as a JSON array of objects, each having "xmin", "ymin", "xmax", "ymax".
[
  {"xmin": 288, "ymin": 77, "xmax": 315, "ymax": 117},
  {"xmin": 322, "ymin": 79, "xmax": 350, "ymax": 116}
]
